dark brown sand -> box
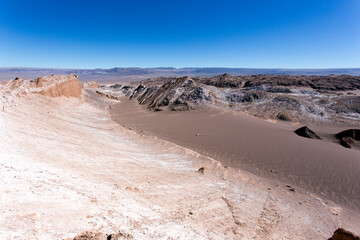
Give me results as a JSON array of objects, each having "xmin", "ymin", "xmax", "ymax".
[{"xmin": 109, "ymin": 97, "xmax": 360, "ymax": 211}]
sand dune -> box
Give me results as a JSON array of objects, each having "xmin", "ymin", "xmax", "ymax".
[{"xmin": 109, "ymin": 97, "xmax": 360, "ymax": 212}]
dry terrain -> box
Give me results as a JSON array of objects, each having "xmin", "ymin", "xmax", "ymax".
[{"xmin": 0, "ymin": 75, "xmax": 359, "ymax": 239}]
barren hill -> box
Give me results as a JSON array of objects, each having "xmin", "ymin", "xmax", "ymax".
[{"xmin": 121, "ymin": 74, "xmax": 360, "ymax": 126}]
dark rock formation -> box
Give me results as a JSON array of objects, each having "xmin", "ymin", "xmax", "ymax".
[
  {"xmin": 335, "ymin": 129, "xmax": 360, "ymax": 148},
  {"xmin": 226, "ymin": 90, "xmax": 266, "ymax": 103},
  {"xmin": 96, "ymin": 91, "xmax": 120, "ymax": 100},
  {"xmin": 194, "ymin": 73, "xmax": 243, "ymax": 88},
  {"xmin": 129, "ymin": 84, "xmax": 145, "ymax": 100},
  {"xmin": 120, "ymin": 75, "xmax": 360, "ymax": 126},
  {"xmin": 294, "ymin": 126, "xmax": 321, "ymax": 139},
  {"xmin": 139, "ymin": 74, "xmax": 360, "ymax": 91},
  {"xmin": 128, "ymin": 77, "xmax": 212, "ymax": 111},
  {"xmin": 187, "ymin": 87, "xmax": 211, "ymax": 102},
  {"xmin": 273, "ymin": 96, "xmax": 299, "ymax": 108},
  {"xmin": 241, "ymin": 74, "xmax": 360, "ymax": 91},
  {"xmin": 246, "ymin": 85, "xmax": 292, "ymax": 93},
  {"xmin": 109, "ymin": 83, "xmax": 122, "ymax": 89},
  {"xmin": 329, "ymin": 97, "xmax": 360, "ymax": 115},
  {"xmin": 72, "ymin": 231, "xmax": 133, "ymax": 240},
  {"xmin": 328, "ymin": 228, "xmax": 360, "ymax": 240}
]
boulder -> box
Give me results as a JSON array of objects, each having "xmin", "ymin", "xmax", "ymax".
[
  {"xmin": 277, "ymin": 112, "xmax": 292, "ymax": 121},
  {"xmin": 335, "ymin": 129, "xmax": 360, "ymax": 148},
  {"xmin": 294, "ymin": 126, "xmax": 321, "ymax": 139},
  {"xmin": 328, "ymin": 228, "xmax": 360, "ymax": 240}
]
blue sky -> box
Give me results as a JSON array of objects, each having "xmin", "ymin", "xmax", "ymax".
[{"xmin": 0, "ymin": 0, "xmax": 359, "ymax": 69}]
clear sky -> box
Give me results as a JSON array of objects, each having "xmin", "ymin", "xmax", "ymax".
[{"xmin": 0, "ymin": 0, "xmax": 359, "ymax": 69}]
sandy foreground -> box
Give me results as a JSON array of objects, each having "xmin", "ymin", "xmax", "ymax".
[{"xmin": 0, "ymin": 88, "xmax": 359, "ymax": 239}]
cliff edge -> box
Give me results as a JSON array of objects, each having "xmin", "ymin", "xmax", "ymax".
[{"xmin": 1, "ymin": 74, "xmax": 82, "ymax": 110}]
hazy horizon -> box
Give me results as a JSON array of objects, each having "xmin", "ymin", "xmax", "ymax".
[
  {"xmin": 1, "ymin": 66, "xmax": 360, "ymax": 70},
  {"xmin": 1, "ymin": 66, "xmax": 360, "ymax": 82}
]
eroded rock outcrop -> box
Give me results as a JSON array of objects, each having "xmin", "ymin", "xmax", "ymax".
[
  {"xmin": 126, "ymin": 77, "xmax": 212, "ymax": 111},
  {"xmin": 335, "ymin": 129, "xmax": 360, "ymax": 148},
  {"xmin": 140, "ymin": 74, "xmax": 360, "ymax": 91},
  {"xmin": 33, "ymin": 74, "xmax": 82, "ymax": 98},
  {"xmin": 118, "ymin": 75, "xmax": 360, "ymax": 126},
  {"xmin": 328, "ymin": 228, "xmax": 360, "ymax": 240},
  {"xmin": 96, "ymin": 90, "xmax": 120, "ymax": 100},
  {"xmin": 1, "ymin": 74, "xmax": 83, "ymax": 110},
  {"xmin": 294, "ymin": 126, "xmax": 321, "ymax": 139}
]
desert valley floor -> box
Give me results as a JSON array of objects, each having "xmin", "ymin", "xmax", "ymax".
[{"xmin": 0, "ymin": 75, "xmax": 359, "ymax": 239}]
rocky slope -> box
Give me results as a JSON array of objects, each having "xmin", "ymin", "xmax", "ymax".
[
  {"xmin": 137, "ymin": 73, "xmax": 360, "ymax": 91},
  {"xmin": 1, "ymin": 74, "xmax": 82, "ymax": 110},
  {"xmin": 37, "ymin": 75, "xmax": 82, "ymax": 98},
  {"xmin": 117, "ymin": 74, "xmax": 360, "ymax": 126}
]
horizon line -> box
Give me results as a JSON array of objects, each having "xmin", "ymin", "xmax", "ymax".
[{"xmin": 1, "ymin": 66, "xmax": 360, "ymax": 70}]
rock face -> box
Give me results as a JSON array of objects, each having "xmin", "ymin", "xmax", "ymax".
[
  {"xmin": 328, "ymin": 228, "xmax": 360, "ymax": 240},
  {"xmin": 195, "ymin": 73, "xmax": 244, "ymax": 88},
  {"xmin": 194, "ymin": 74, "xmax": 360, "ymax": 91},
  {"xmin": 294, "ymin": 126, "xmax": 322, "ymax": 139},
  {"xmin": 96, "ymin": 90, "xmax": 120, "ymax": 100},
  {"xmin": 34, "ymin": 74, "xmax": 82, "ymax": 98},
  {"xmin": 127, "ymin": 77, "xmax": 212, "ymax": 111},
  {"xmin": 0, "ymin": 74, "xmax": 83, "ymax": 110},
  {"xmin": 335, "ymin": 129, "xmax": 360, "ymax": 148},
  {"xmin": 240, "ymin": 74, "xmax": 360, "ymax": 91}
]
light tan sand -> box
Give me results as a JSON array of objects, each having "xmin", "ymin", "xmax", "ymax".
[{"xmin": 109, "ymin": 96, "xmax": 360, "ymax": 211}]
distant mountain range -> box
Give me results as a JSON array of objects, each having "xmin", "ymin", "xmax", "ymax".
[{"xmin": 1, "ymin": 67, "xmax": 360, "ymax": 82}]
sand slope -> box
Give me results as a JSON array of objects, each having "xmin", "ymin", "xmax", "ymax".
[{"xmin": 109, "ymin": 96, "xmax": 360, "ymax": 211}]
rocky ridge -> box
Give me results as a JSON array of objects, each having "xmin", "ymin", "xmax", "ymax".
[
  {"xmin": 137, "ymin": 73, "xmax": 360, "ymax": 91},
  {"xmin": 1, "ymin": 74, "xmax": 82, "ymax": 110},
  {"xmin": 117, "ymin": 74, "xmax": 360, "ymax": 126}
]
